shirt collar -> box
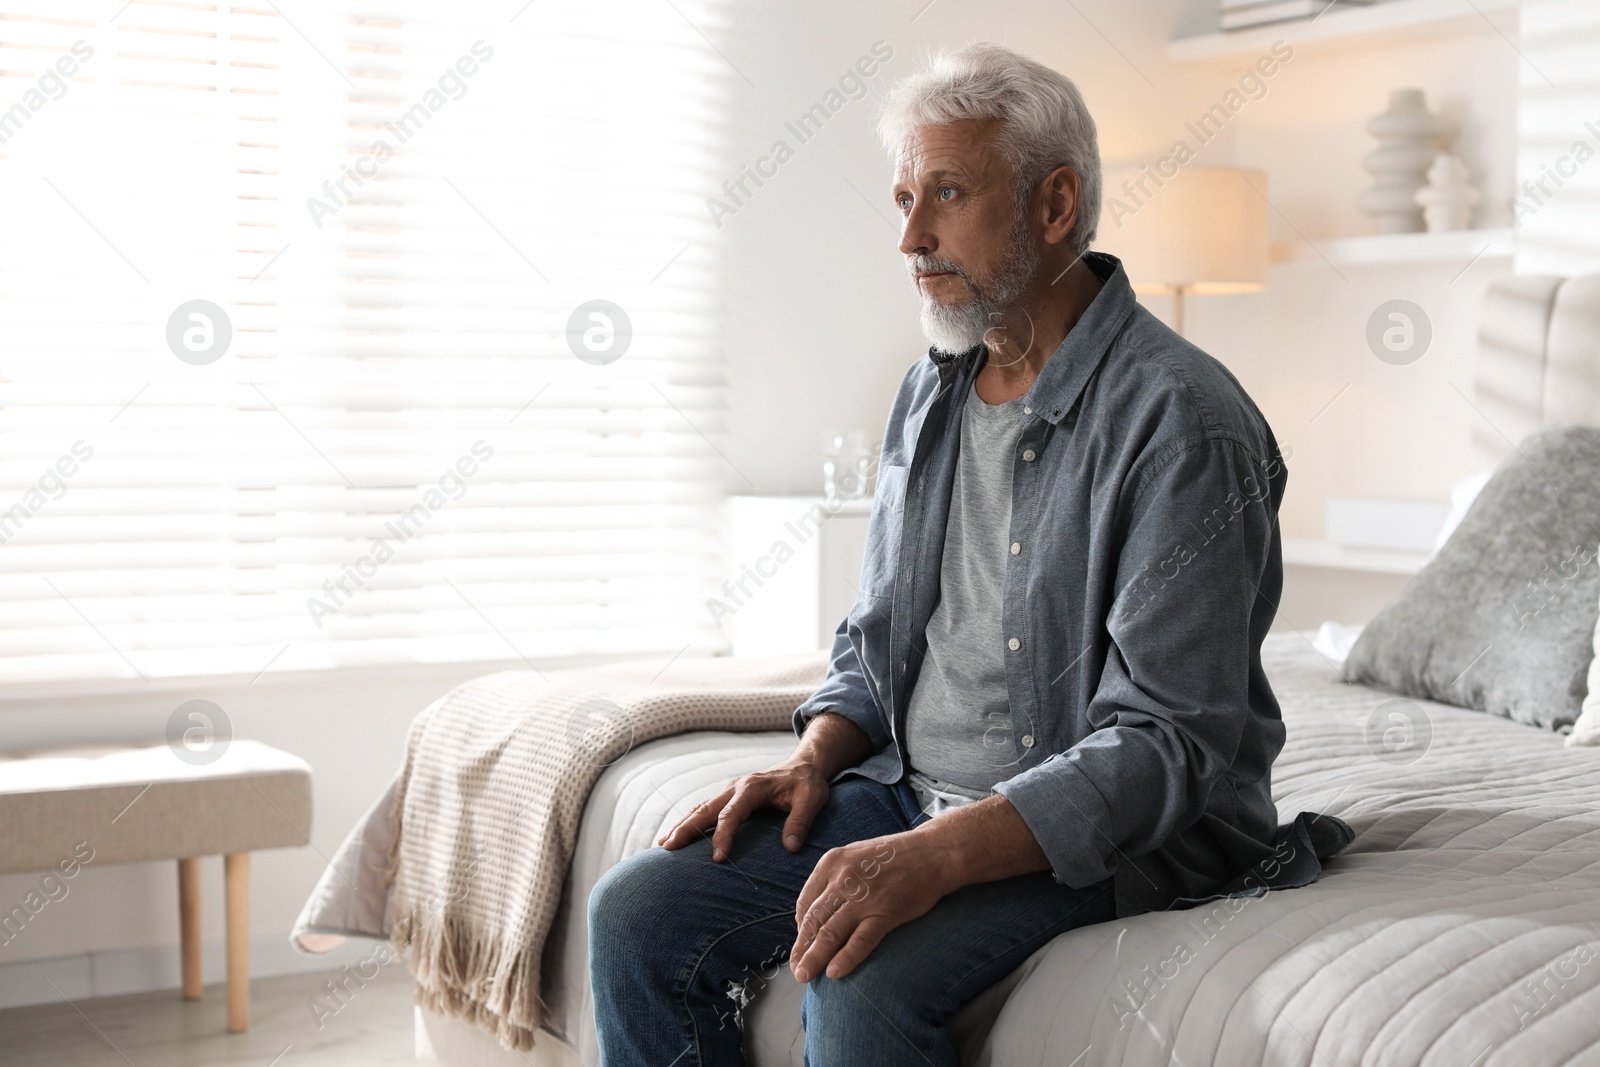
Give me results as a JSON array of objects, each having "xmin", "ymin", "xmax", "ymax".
[
  {"xmin": 924, "ymin": 251, "xmax": 1137, "ymax": 426},
  {"xmin": 1019, "ymin": 251, "xmax": 1135, "ymax": 426}
]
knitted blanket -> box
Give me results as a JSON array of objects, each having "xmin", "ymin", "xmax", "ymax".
[{"xmin": 386, "ymin": 651, "xmax": 828, "ymax": 1053}]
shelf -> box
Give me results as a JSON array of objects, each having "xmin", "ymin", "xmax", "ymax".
[
  {"xmin": 1270, "ymin": 227, "xmax": 1513, "ymax": 267},
  {"xmin": 1169, "ymin": 0, "xmax": 1519, "ymax": 64},
  {"xmin": 1282, "ymin": 537, "xmax": 1428, "ymax": 575}
]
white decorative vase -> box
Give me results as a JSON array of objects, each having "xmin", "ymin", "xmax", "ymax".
[
  {"xmin": 1358, "ymin": 89, "xmax": 1452, "ymax": 235},
  {"xmin": 1414, "ymin": 154, "xmax": 1480, "ymax": 232}
]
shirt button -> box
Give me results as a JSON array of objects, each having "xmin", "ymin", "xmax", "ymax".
[
  {"xmin": 1023, "ymin": 406, "xmax": 1032, "ymax": 415},
  {"xmin": 1007, "ymin": 637, "xmax": 1020, "ymax": 651},
  {"xmin": 1021, "ymin": 734, "xmax": 1035, "ymax": 748},
  {"xmin": 1010, "ymin": 542, "xmax": 1021, "ymax": 555},
  {"xmin": 1022, "ymin": 449, "xmax": 1037, "ymax": 462}
]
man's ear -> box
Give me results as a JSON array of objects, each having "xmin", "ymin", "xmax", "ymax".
[{"xmin": 1040, "ymin": 165, "xmax": 1080, "ymax": 248}]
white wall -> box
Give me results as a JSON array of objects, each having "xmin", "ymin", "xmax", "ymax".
[
  {"xmin": 1514, "ymin": 0, "xmax": 1600, "ymax": 275},
  {"xmin": 718, "ymin": 0, "xmax": 1527, "ymax": 551},
  {"xmin": 1210, "ymin": 26, "xmax": 1521, "ymax": 541},
  {"xmin": 719, "ymin": 0, "xmax": 1231, "ymax": 495}
]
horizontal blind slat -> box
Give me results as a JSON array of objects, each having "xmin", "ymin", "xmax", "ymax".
[{"xmin": 0, "ymin": 0, "xmax": 733, "ymax": 682}]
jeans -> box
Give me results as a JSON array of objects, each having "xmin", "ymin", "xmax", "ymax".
[{"xmin": 588, "ymin": 777, "xmax": 1116, "ymax": 1067}]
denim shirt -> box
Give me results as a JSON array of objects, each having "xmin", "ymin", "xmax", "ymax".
[{"xmin": 792, "ymin": 252, "xmax": 1334, "ymax": 917}]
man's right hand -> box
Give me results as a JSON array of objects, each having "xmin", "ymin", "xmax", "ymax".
[
  {"xmin": 656, "ymin": 710, "xmax": 872, "ymax": 861},
  {"xmin": 657, "ymin": 758, "xmax": 831, "ymax": 861}
]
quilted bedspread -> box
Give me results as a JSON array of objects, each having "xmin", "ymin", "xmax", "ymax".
[{"xmin": 527, "ymin": 633, "xmax": 1600, "ymax": 1067}]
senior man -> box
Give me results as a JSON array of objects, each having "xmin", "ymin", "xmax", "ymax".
[{"xmin": 589, "ymin": 42, "xmax": 1347, "ymax": 1066}]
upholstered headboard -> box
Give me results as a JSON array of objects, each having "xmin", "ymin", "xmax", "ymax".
[{"xmin": 1474, "ymin": 274, "xmax": 1600, "ymax": 467}]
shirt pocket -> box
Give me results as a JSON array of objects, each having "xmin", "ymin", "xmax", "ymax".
[{"xmin": 856, "ymin": 464, "xmax": 908, "ymax": 605}]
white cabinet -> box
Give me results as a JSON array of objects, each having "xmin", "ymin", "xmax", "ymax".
[{"xmin": 723, "ymin": 496, "xmax": 870, "ymax": 656}]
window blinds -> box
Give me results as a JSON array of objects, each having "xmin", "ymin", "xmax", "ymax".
[{"xmin": 0, "ymin": 0, "xmax": 732, "ymax": 683}]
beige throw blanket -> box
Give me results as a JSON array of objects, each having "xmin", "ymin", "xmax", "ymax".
[{"xmin": 387, "ymin": 651, "xmax": 828, "ymax": 1052}]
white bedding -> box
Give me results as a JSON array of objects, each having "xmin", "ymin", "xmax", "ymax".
[{"xmin": 423, "ymin": 632, "xmax": 1600, "ymax": 1066}]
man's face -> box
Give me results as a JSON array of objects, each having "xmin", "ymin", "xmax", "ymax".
[{"xmin": 893, "ymin": 120, "xmax": 1039, "ymax": 355}]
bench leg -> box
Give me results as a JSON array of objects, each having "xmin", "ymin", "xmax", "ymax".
[
  {"xmin": 225, "ymin": 852, "xmax": 249, "ymax": 1033},
  {"xmin": 178, "ymin": 857, "xmax": 202, "ymax": 1001}
]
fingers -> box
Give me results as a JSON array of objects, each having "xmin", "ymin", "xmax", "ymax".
[
  {"xmin": 790, "ymin": 903, "xmax": 835, "ymax": 982},
  {"xmin": 790, "ymin": 841, "xmax": 905, "ymax": 982},
  {"xmin": 780, "ymin": 786, "xmax": 825, "ymax": 852},
  {"xmin": 790, "ymin": 898, "xmax": 850, "ymax": 984},
  {"xmin": 663, "ymin": 765, "xmax": 825, "ymax": 858},
  {"xmin": 793, "ymin": 856, "xmax": 831, "ymax": 930},
  {"xmin": 790, "ymin": 899, "xmax": 889, "ymax": 983},
  {"xmin": 711, "ymin": 782, "xmax": 765, "ymax": 861},
  {"xmin": 819, "ymin": 917, "xmax": 888, "ymax": 980},
  {"xmin": 657, "ymin": 787, "xmax": 731, "ymax": 850},
  {"xmin": 790, "ymin": 862, "xmax": 845, "ymax": 971}
]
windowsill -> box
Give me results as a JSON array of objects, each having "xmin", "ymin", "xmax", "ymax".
[{"xmin": 0, "ymin": 646, "xmax": 714, "ymax": 708}]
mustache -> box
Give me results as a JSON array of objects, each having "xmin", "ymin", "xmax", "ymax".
[{"xmin": 906, "ymin": 254, "xmax": 971, "ymax": 285}]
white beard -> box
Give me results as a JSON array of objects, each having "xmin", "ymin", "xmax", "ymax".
[
  {"xmin": 918, "ymin": 297, "xmax": 990, "ymax": 357},
  {"xmin": 910, "ymin": 218, "xmax": 1040, "ymax": 358}
]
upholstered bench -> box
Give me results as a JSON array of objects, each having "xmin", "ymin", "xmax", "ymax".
[{"xmin": 0, "ymin": 740, "xmax": 313, "ymax": 1031}]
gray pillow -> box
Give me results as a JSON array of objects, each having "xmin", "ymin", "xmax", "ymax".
[{"xmin": 1344, "ymin": 426, "xmax": 1600, "ymax": 730}]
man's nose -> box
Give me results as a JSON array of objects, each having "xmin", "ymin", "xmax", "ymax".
[{"xmin": 898, "ymin": 202, "xmax": 935, "ymax": 258}]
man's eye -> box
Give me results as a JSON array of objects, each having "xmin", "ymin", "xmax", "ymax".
[
  {"xmin": 896, "ymin": 194, "xmax": 912, "ymax": 210},
  {"xmin": 938, "ymin": 187, "xmax": 955, "ymax": 201}
]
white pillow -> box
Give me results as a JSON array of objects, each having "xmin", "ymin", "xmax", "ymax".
[
  {"xmin": 1431, "ymin": 470, "xmax": 1493, "ymax": 555},
  {"xmin": 1565, "ymin": 576, "xmax": 1600, "ymax": 747},
  {"xmin": 1312, "ymin": 620, "xmax": 1363, "ymax": 665}
]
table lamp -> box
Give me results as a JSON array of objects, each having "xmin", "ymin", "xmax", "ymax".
[{"xmin": 1094, "ymin": 166, "xmax": 1269, "ymax": 336}]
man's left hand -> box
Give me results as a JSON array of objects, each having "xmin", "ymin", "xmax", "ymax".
[{"xmin": 788, "ymin": 830, "xmax": 953, "ymax": 983}]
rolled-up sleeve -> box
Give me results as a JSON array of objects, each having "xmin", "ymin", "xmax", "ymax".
[
  {"xmin": 994, "ymin": 437, "xmax": 1281, "ymax": 887},
  {"xmin": 791, "ymin": 618, "xmax": 892, "ymax": 749}
]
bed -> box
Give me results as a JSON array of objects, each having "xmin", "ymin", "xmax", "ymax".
[
  {"xmin": 403, "ymin": 270, "xmax": 1600, "ymax": 1065},
  {"xmin": 414, "ymin": 635, "xmax": 1600, "ymax": 1066}
]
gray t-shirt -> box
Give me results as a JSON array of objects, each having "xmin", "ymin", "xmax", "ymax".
[{"xmin": 904, "ymin": 380, "xmax": 1030, "ymax": 816}]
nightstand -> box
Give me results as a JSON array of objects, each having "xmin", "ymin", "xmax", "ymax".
[{"xmin": 725, "ymin": 496, "xmax": 870, "ymax": 656}]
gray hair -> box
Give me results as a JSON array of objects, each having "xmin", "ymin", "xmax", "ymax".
[{"xmin": 877, "ymin": 43, "xmax": 1102, "ymax": 257}]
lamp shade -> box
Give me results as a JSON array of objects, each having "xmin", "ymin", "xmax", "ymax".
[{"xmin": 1095, "ymin": 166, "xmax": 1269, "ymax": 295}]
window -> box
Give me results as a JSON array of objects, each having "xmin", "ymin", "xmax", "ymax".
[{"xmin": 0, "ymin": 0, "xmax": 732, "ymax": 683}]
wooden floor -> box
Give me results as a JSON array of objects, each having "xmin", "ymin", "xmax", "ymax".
[{"xmin": 0, "ymin": 966, "xmax": 417, "ymax": 1066}]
